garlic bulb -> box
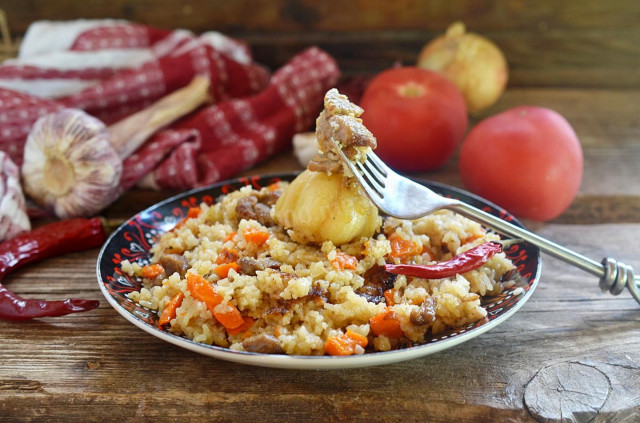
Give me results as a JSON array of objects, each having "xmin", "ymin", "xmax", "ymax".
[
  {"xmin": 21, "ymin": 76, "xmax": 211, "ymax": 219},
  {"xmin": 274, "ymin": 169, "xmax": 380, "ymax": 246},
  {"xmin": 292, "ymin": 132, "xmax": 319, "ymax": 167},
  {"xmin": 22, "ymin": 109, "xmax": 123, "ymax": 219},
  {"xmin": 0, "ymin": 151, "xmax": 31, "ymax": 241}
]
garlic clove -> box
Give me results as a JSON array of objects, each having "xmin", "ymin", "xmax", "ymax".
[
  {"xmin": 22, "ymin": 108, "xmax": 123, "ymax": 218},
  {"xmin": 292, "ymin": 132, "xmax": 319, "ymax": 167},
  {"xmin": 0, "ymin": 152, "xmax": 31, "ymax": 241}
]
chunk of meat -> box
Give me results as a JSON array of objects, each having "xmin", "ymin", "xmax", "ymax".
[
  {"xmin": 410, "ymin": 297, "xmax": 437, "ymax": 326},
  {"xmin": 235, "ymin": 195, "xmax": 275, "ymax": 226},
  {"xmin": 356, "ymin": 265, "xmax": 397, "ymax": 304},
  {"xmin": 159, "ymin": 254, "xmax": 189, "ymax": 278},
  {"xmin": 238, "ymin": 257, "xmax": 281, "ymax": 276},
  {"xmin": 309, "ymin": 89, "xmax": 377, "ymax": 172},
  {"xmin": 324, "ymin": 88, "xmax": 364, "ymax": 118},
  {"xmin": 307, "ymin": 153, "xmax": 344, "ymax": 174},
  {"xmin": 242, "ymin": 334, "xmax": 283, "ymax": 354},
  {"xmin": 259, "ymin": 190, "xmax": 281, "ymax": 206}
]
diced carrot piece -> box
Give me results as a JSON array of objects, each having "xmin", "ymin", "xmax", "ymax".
[
  {"xmin": 267, "ymin": 182, "xmax": 280, "ymax": 191},
  {"xmin": 186, "ymin": 273, "xmax": 224, "ymax": 312},
  {"xmin": 158, "ymin": 292, "xmax": 184, "ymax": 325},
  {"xmin": 384, "ymin": 289, "xmax": 395, "ymax": 306},
  {"xmin": 187, "ymin": 207, "xmax": 201, "ymax": 219},
  {"xmin": 389, "ymin": 233, "xmax": 422, "ymax": 260},
  {"xmin": 141, "ymin": 263, "xmax": 164, "ymax": 279},
  {"xmin": 325, "ymin": 330, "xmax": 369, "ymax": 356},
  {"xmin": 215, "ymin": 248, "xmax": 239, "ymax": 265},
  {"xmin": 214, "ymin": 262, "xmax": 239, "ymax": 278},
  {"xmin": 227, "ymin": 316, "xmax": 255, "ymax": 335},
  {"xmin": 331, "ymin": 251, "xmax": 358, "ymax": 271},
  {"xmin": 213, "ymin": 302, "xmax": 244, "ymax": 330},
  {"xmin": 243, "ymin": 228, "xmax": 269, "ymax": 245},
  {"xmin": 223, "ymin": 231, "xmax": 237, "ymax": 243},
  {"xmin": 345, "ymin": 330, "xmax": 368, "ymax": 348},
  {"xmin": 325, "ymin": 335, "xmax": 356, "ymax": 356},
  {"xmin": 370, "ymin": 308, "xmax": 404, "ymax": 338}
]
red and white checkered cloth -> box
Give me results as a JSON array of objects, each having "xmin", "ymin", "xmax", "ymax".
[
  {"xmin": 0, "ymin": 20, "xmax": 340, "ymax": 192},
  {"xmin": 0, "ymin": 152, "xmax": 30, "ymax": 241}
]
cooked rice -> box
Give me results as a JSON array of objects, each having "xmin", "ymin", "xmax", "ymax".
[{"xmin": 125, "ymin": 182, "xmax": 514, "ymax": 355}]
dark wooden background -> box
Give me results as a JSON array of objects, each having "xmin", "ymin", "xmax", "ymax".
[
  {"xmin": 1, "ymin": 1, "xmax": 640, "ymax": 422},
  {"xmin": 4, "ymin": 0, "xmax": 640, "ymax": 85}
]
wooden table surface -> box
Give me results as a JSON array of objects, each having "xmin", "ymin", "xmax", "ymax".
[{"xmin": 1, "ymin": 86, "xmax": 639, "ymax": 422}]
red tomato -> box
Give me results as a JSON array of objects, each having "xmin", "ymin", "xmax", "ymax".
[
  {"xmin": 459, "ymin": 106, "xmax": 583, "ymax": 221},
  {"xmin": 360, "ymin": 67, "xmax": 468, "ymax": 171}
]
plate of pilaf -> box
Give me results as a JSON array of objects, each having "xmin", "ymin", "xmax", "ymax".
[{"xmin": 97, "ymin": 170, "xmax": 541, "ymax": 369}]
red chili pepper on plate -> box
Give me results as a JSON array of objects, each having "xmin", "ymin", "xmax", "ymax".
[
  {"xmin": 384, "ymin": 241, "xmax": 502, "ymax": 279},
  {"xmin": 0, "ymin": 217, "xmax": 106, "ymax": 321}
]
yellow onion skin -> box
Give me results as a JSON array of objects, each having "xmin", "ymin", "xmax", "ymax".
[
  {"xmin": 417, "ymin": 22, "xmax": 508, "ymax": 113},
  {"xmin": 274, "ymin": 169, "xmax": 380, "ymax": 246}
]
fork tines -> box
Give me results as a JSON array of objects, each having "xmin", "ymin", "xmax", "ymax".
[{"xmin": 339, "ymin": 149, "xmax": 388, "ymax": 199}]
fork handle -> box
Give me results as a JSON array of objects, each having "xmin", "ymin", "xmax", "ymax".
[{"xmin": 449, "ymin": 201, "xmax": 640, "ymax": 305}]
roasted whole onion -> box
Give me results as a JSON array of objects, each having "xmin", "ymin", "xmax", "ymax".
[{"xmin": 274, "ymin": 169, "xmax": 380, "ymax": 246}]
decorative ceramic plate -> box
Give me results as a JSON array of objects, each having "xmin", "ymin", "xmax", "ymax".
[{"xmin": 97, "ymin": 172, "xmax": 541, "ymax": 369}]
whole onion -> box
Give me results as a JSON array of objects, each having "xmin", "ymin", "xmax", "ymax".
[{"xmin": 417, "ymin": 22, "xmax": 508, "ymax": 113}]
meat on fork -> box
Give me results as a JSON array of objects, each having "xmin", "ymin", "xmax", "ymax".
[{"xmin": 308, "ymin": 89, "xmax": 377, "ymax": 173}]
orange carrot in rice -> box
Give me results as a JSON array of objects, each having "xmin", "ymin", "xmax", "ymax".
[
  {"xmin": 370, "ymin": 308, "xmax": 404, "ymax": 338},
  {"xmin": 227, "ymin": 316, "xmax": 255, "ymax": 335},
  {"xmin": 214, "ymin": 262, "xmax": 239, "ymax": 278},
  {"xmin": 325, "ymin": 335, "xmax": 354, "ymax": 356},
  {"xmin": 331, "ymin": 252, "xmax": 358, "ymax": 271},
  {"xmin": 158, "ymin": 292, "xmax": 184, "ymax": 325},
  {"xmin": 243, "ymin": 228, "xmax": 269, "ymax": 245},
  {"xmin": 186, "ymin": 273, "xmax": 223, "ymax": 312},
  {"xmin": 389, "ymin": 233, "xmax": 422, "ymax": 260},
  {"xmin": 324, "ymin": 330, "xmax": 368, "ymax": 356},
  {"xmin": 215, "ymin": 248, "xmax": 239, "ymax": 264},
  {"xmin": 223, "ymin": 231, "xmax": 236, "ymax": 243},
  {"xmin": 345, "ymin": 330, "xmax": 368, "ymax": 348},
  {"xmin": 187, "ymin": 207, "xmax": 201, "ymax": 219},
  {"xmin": 141, "ymin": 263, "xmax": 164, "ymax": 279},
  {"xmin": 384, "ymin": 289, "xmax": 395, "ymax": 306},
  {"xmin": 213, "ymin": 302, "xmax": 244, "ymax": 329}
]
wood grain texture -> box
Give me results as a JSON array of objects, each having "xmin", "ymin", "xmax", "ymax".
[
  {"xmin": 3, "ymin": 0, "xmax": 640, "ymax": 86},
  {"xmin": 1, "ymin": 2, "xmax": 640, "ymax": 418}
]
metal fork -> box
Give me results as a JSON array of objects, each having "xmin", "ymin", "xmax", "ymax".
[{"xmin": 339, "ymin": 149, "xmax": 640, "ymax": 305}]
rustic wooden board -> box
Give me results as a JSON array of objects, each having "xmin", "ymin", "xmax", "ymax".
[
  {"xmin": 2, "ymin": 86, "xmax": 640, "ymax": 421},
  {"xmin": 3, "ymin": 0, "xmax": 640, "ymax": 86}
]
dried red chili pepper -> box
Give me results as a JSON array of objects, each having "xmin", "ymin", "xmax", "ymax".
[
  {"xmin": 384, "ymin": 241, "xmax": 502, "ymax": 279},
  {"xmin": 0, "ymin": 217, "xmax": 105, "ymax": 321}
]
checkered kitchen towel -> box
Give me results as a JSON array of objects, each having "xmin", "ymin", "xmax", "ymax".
[{"xmin": 0, "ymin": 20, "xmax": 340, "ymax": 192}]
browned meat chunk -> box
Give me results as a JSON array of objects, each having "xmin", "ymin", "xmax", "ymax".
[
  {"xmin": 216, "ymin": 248, "xmax": 239, "ymax": 264},
  {"xmin": 238, "ymin": 257, "xmax": 281, "ymax": 276},
  {"xmin": 242, "ymin": 334, "xmax": 283, "ymax": 354},
  {"xmin": 310, "ymin": 89, "xmax": 377, "ymax": 172},
  {"xmin": 308, "ymin": 284, "xmax": 329, "ymax": 303},
  {"xmin": 259, "ymin": 190, "xmax": 281, "ymax": 206},
  {"xmin": 236, "ymin": 195, "xmax": 258, "ymax": 220},
  {"xmin": 410, "ymin": 297, "xmax": 437, "ymax": 326},
  {"xmin": 235, "ymin": 195, "xmax": 275, "ymax": 226},
  {"xmin": 356, "ymin": 265, "xmax": 397, "ymax": 304},
  {"xmin": 159, "ymin": 254, "xmax": 189, "ymax": 278},
  {"xmin": 307, "ymin": 153, "xmax": 344, "ymax": 174},
  {"xmin": 323, "ymin": 88, "xmax": 364, "ymax": 118},
  {"xmin": 316, "ymin": 112, "xmax": 377, "ymax": 153}
]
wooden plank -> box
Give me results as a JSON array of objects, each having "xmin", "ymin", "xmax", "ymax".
[
  {"xmin": 5, "ymin": 0, "xmax": 640, "ymax": 34},
  {"xmin": 3, "ymin": 1, "xmax": 640, "ymax": 87},
  {"xmin": 0, "ymin": 224, "xmax": 638, "ymax": 421}
]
